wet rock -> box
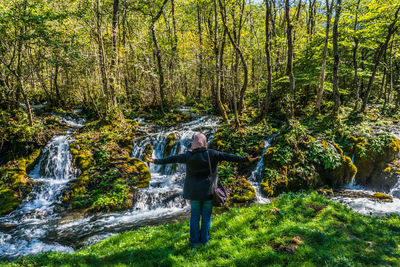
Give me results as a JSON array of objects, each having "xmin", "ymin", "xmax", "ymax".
[
  {"xmin": 163, "ymin": 133, "xmax": 175, "ymax": 157},
  {"xmin": 368, "ymin": 160, "xmax": 400, "ymax": 192},
  {"xmin": 143, "ymin": 144, "xmax": 153, "ymax": 163},
  {"xmin": 334, "ymin": 190, "xmax": 393, "ymax": 202}
]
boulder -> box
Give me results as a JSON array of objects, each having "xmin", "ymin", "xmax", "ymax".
[
  {"xmin": 0, "ymin": 149, "xmax": 41, "ymax": 215},
  {"xmin": 354, "ymin": 135, "xmax": 400, "ymax": 187},
  {"xmin": 163, "ymin": 133, "xmax": 175, "ymax": 157},
  {"xmin": 228, "ymin": 177, "xmax": 256, "ymax": 203}
]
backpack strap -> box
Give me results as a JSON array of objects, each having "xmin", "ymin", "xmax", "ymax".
[{"xmin": 206, "ymin": 150, "xmax": 213, "ymax": 175}]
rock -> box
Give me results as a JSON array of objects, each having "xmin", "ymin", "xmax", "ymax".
[
  {"xmin": 0, "ymin": 149, "xmax": 41, "ymax": 215},
  {"xmin": 354, "ymin": 135, "xmax": 400, "ymax": 187},
  {"xmin": 228, "ymin": 177, "xmax": 256, "ymax": 203},
  {"xmin": 320, "ymin": 155, "xmax": 357, "ymax": 187},
  {"xmin": 371, "ymin": 192, "xmax": 392, "ymax": 202},
  {"xmin": 143, "ymin": 144, "xmax": 153, "ymax": 163},
  {"xmin": 123, "ymin": 158, "xmax": 151, "ymax": 188},
  {"xmin": 368, "ymin": 160, "xmax": 400, "ymax": 192},
  {"xmin": 163, "ymin": 133, "xmax": 175, "ymax": 157},
  {"xmin": 334, "ymin": 190, "xmax": 393, "ymax": 202},
  {"xmin": 317, "ymin": 187, "xmax": 333, "ymax": 196},
  {"xmin": 0, "ymin": 188, "xmax": 20, "ymax": 215}
]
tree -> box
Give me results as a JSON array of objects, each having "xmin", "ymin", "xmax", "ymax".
[{"xmin": 332, "ymin": 0, "xmax": 342, "ymax": 115}]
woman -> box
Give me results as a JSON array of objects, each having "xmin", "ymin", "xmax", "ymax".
[{"xmin": 148, "ymin": 133, "xmax": 259, "ymax": 249}]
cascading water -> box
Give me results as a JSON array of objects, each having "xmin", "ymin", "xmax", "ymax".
[
  {"xmin": 331, "ymin": 125, "xmax": 400, "ymax": 216},
  {"xmin": 248, "ymin": 139, "xmax": 273, "ymax": 204},
  {"xmin": 0, "ymin": 134, "xmax": 77, "ymax": 260}
]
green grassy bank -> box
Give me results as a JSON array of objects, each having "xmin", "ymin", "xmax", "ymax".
[{"xmin": 2, "ymin": 192, "xmax": 400, "ymax": 267}]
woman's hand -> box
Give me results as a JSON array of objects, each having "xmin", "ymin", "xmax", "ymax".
[
  {"xmin": 146, "ymin": 157, "xmax": 155, "ymax": 163},
  {"xmin": 248, "ymin": 155, "xmax": 260, "ymax": 163}
]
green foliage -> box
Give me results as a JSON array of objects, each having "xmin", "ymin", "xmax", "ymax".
[
  {"xmin": 308, "ymin": 141, "xmax": 341, "ymax": 169},
  {"xmin": 7, "ymin": 192, "xmax": 400, "ymax": 266},
  {"xmin": 217, "ymin": 162, "xmax": 235, "ymax": 185}
]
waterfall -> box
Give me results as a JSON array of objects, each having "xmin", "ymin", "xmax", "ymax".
[
  {"xmin": 248, "ymin": 139, "xmax": 273, "ymax": 204},
  {"xmin": 0, "ymin": 133, "xmax": 77, "ymax": 260}
]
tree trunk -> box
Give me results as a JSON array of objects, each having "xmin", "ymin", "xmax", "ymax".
[
  {"xmin": 332, "ymin": 0, "xmax": 342, "ymax": 115},
  {"xmin": 95, "ymin": 0, "xmax": 109, "ymax": 115},
  {"xmin": 315, "ymin": 0, "xmax": 333, "ymax": 110},
  {"xmin": 352, "ymin": 0, "xmax": 361, "ymax": 110},
  {"xmin": 214, "ymin": 0, "xmax": 229, "ymax": 122},
  {"xmin": 219, "ymin": 0, "xmax": 248, "ymax": 114},
  {"xmin": 150, "ymin": 0, "xmax": 169, "ymax": 113},
  {"xmin": 361, "ymin": 6, "xmax": 400, "ymax": 113},
  {"xmin": 197, "ymin": 3, "xmax": 203, "ymax": 98},
  {"xmin": 285, "ymin": 0, "xmax": 295, "ymax": 119},
  {"xmin": 109, "ymin": 0, "xmax": 119, "ymax": 108},
  {"xmin": 262, "ymin": 0, "xmax": 273, "ymax": 118}
]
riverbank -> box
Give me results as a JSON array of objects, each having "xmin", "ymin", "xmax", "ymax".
[{"xmin": 3, "ymin": 192, "xmax": 399, "ymax": 266}]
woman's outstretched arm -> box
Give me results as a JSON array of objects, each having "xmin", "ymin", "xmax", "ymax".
[
  {"xmin": 214, "ymin": 150, "xmax": 259, "ymax": 163},
  {"xmin": 148, "ymin": 153, "xmax": 187, "ymax": 164}
]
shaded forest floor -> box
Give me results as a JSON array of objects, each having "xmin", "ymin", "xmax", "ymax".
[{"xmin": 2, "ymin": 192, "xmax": 400, "ymax": 266}]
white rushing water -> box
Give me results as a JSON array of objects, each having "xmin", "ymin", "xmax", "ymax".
[{"xmin": 248, "ymin": 139, "xmax": 273, "ymax": 204}]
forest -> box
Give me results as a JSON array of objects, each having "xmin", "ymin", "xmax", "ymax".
[{"xmin": 1, "ymin": 0, "xmax": 400, "ymax": 265}]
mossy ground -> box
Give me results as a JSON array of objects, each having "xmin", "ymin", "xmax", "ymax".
[{"xmin": 4, "ymin": 192, "xmax": 400, "ymax": 266}]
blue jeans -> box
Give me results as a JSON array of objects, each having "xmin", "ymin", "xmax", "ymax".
[{"xmin": 190, "ymin": 200, "xmax": 212, "ymax": 246}]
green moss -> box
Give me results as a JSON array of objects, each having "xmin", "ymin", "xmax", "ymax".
[
  {"xmin": 63, "ymin": 120, "xmax": 152, "ymax": 213},
  {"xmin": 320, "ymin": 155, "xmax": 357, "ymax": 187},
  {"xmin": 228, "ymin": 177, "xmax": 256, "ymax": 203},
  {"xmin": 371, "ymin": 192, "xmax": 393, "ymax": 202},
  {"xmin": 0, "ymin": 188, "xmax": 20, "ymax": 216},
  {"xmin": 0, "ymin": 149, "xmax": 41, "ymax": 215},
  {"xmin": 354, "ymin": 135, "xmax": 400, "ymax": 186},
  {"xmin": 125, "ymin": 158, "xmax": 151, "ymax": 188},
  {"xmin": 163, "ymin": 133, "xmax": 175, "ymax": 157},
  {"xmin": 143, "ymin": 144, "xmax": 153, "ymax": 163}
]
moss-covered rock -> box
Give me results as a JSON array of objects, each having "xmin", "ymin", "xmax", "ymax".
[
  {"xmin": 143, "ymin": 144, "xmax": 153, "ymax": 163},
  {"xmin": 117, "ymin": 158, "xmax": 151, "ymax": 188},
  {"xmin": 260, "ymin": 121, "xmax": 360, "ymax": 196},
  {"xmin": 228, "ymin": 177, "xmax": 256, "ymax": 203},
  {"xmin": 0, "ymin": 188, "xmax": 21, "ymax": 215},
  {"xmin": 354, "ymin": 135, "xmax": 400, "ymax": 187},
  {"xmin": 319, "ymin": 155, "xmax": 357, "ymax": 187},
  {"xmin": 334, "ymin": 190, "xmax": 393, "ymax": 203},
  {"xmin": 371, "ymin": 192, "xmax": 392, "ymax": 202},
  {"xmin": 368, "ymin": 160, "xmax": 400, "ymax": 192},
  {"xmin": 163, "ymin": 133, "xmax": 175, "ymax": 157},
  {"xmin": 0, "ymin": 149, "xmax": 41, "ymax": 215}
]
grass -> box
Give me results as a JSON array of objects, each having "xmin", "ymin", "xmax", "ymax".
[{"xmin": 2, "ymin": 192, "xmax": 400, "ymax": 266}]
